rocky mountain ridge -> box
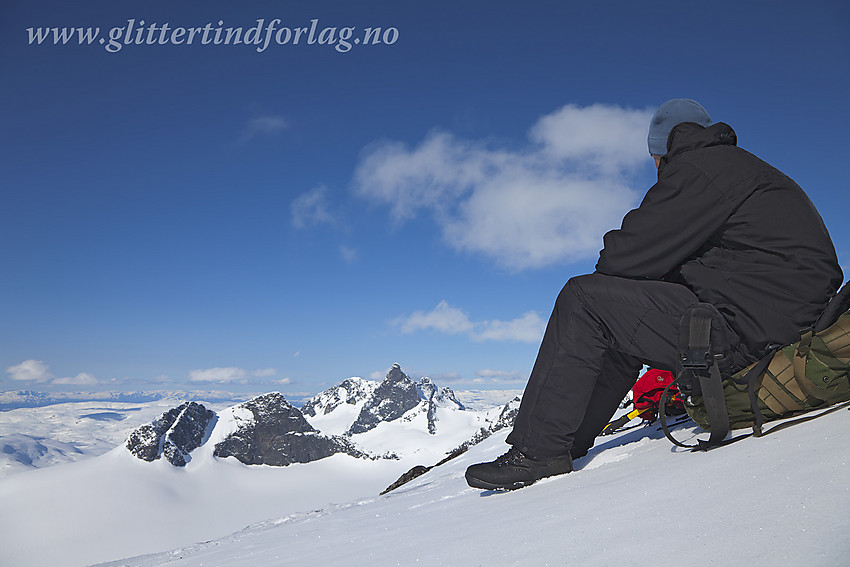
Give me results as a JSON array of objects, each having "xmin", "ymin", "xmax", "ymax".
[
  {"xmin": 124, "ymin": 364, "xmax": 518, "ymax": 469},
  {"xmin": 126, "ymin": 401, "xmax": 215, "ymax": 466}
]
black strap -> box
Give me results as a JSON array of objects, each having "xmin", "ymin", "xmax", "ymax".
[
  {"xmin": 659, "ymin": 377, "xmax": 694, "ymax": 449},
  {"xmin": 676, "ymin": 306, "xmax": 732, "ymax": 450},
  {"xmin": 814, "ymin": 281, "xmax": 850, "ymax": 333},
  {"xmin": 732, "ymin": 349, "xmax": 776, "ymax": 436},
  {"xmin": 659, "ymin": 376, "xmax": 750, "ymax": 451},
  {"xmin": 697, "ymin": 361, "xmax": 731, "ymax": 449},
  {"xmin": 757, "ymin": 399, "xmax": 850, "ymax": 436}
]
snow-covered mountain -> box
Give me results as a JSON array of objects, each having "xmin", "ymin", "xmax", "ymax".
[
  {"xmin": 126, "ymin": 401, "xmax": 216, "ymax": 466},
  {"xmin": 211, "ymin": 392, "xmax": 365, "ymax": 466},
  {"xmin": 120, "ymin": 364, "xmax": 513, "ymax": 470},
  {"xmin": 347, "ymin": 363, "xmax": 423, "ymax": 435},
  {"xmin": 301, "ymin": 364, "xmax": 468, "ymax": 440},
  {"xmin": 0, "ymin": 365, "xmax": 515, "ymax": 479},
  {"xmin": 301, "ymin": 376, "xmax": 377, "ymax": 418}
]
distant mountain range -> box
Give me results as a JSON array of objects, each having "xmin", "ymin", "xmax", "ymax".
[
  {"xmin": 0, "ymin": 389, "xmax": 249, "ymax": 411},
  {"xmin": 125, "ymin": 364, "xmax": 520, "ymax": 473}
]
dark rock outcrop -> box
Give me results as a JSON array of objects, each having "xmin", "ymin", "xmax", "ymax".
[
  {"xmin": 380, "ymin": 446, "xmax": 468, "ymax": 495},
  {"xmin": 126, "ymin": 401, "xmax": 215, "ymax": 466},
  {"xmin": 380, "ymin": 465, "xmax": 430, "ymax": 495},
  {"xmin": 347, "ymin": 364, "xmax": 420, "ymax": 435},
  {"xmin": 213, "ymin": 393, "xmax": 359, "ymax": 466},
  {"xmin": 493, "ymin": 396, "xmax": 521, "ymax": 431},
  {"xmin": 416, "ymin": 377, "xmax": 464, "ymax": 435}
]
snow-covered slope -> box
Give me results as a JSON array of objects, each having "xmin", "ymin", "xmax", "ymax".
[
  {"xmin": 0, "ymin": 426, "xmax": 418, "ymax": 567},
  {"xmin": 100, "ymin": 407, "xmax": 850, "ymax": 567},
  {"xmin": 2, "ymin": 401, "xmax": 848, "ymax": 566}
]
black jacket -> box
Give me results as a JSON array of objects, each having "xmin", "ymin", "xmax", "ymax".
[{"xmin": 596, "ymin": 122, "xmax": 843, "ymax": 356}]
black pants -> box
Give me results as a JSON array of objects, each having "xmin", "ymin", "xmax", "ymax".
[{"xmin": 506, "ymin": 273, "xmax": 741, "ymax": 460}]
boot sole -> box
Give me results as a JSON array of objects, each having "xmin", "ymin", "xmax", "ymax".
[{"xmin": 464, "ymin": 471, "xmax": 536, "ymax": 491}]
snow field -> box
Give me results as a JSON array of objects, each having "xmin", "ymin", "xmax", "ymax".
[{"xmin": 103, "ymin": 407, "xmax": 850, "ymax": 567}]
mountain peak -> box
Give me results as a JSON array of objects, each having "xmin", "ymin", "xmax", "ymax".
[
  {"xmin": 213, "ymin": 393, "xmax": 353, "ymax": 466},
  {"xmin": 346, "ymin": 365, "xmax": 420, "ymax": 435},
  {"xmin": 301, "ymin": 377, "xmax": 376, "ymax": 418},
  {"xmin": 125, "ymin": 401, "xmax": 215, "ymax": 466}
]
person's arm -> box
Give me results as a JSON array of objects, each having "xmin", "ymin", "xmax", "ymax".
[{"xmin": 596, "ymin": 162, "xmax": 734, "ymax": 279}]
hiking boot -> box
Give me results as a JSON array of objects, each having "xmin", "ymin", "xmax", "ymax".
[{"xmin": 465, "ymin": 447, "xmax": 573, "ymax": 490}]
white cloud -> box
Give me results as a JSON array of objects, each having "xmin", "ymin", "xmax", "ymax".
[
  {"xmin": 53, "ymin": 372, "xmax": 99, "ymax": 386},
  {"xmin": 398, "ymin": 300, "xmax": 475, "ymax": 335},
  {"xmin": 291, "ymin": 185, "xmax": 336, "ymax": 229},
  {"xmin": 475, "ymin": 369, "xmax": 525, "ymax": 382},
  {"xmin": 530, "ymin": 103, "xmax": 651, "ymax": 170},
  {"xmin": 340, "ymin": 246, "xmax": 359, "ymax": 264},
  {"xmin": 6, "ymin": 359, "xmax": 53, "ymax": 382},
  {"xmin": 354, "ymin": 103, "xmax": 653, "ymax": 270},
  {"xmin": 188, "ymin": 367, "xmax": 283, "ymax": 383},
  {"xmin": 427, "ymin": 371, "xmax": 463, "ymax": 383},
  {"xmin": 188, "ymin": 367, "xmax": 249, "ymax": 383},
  {"xmin": 5, "ymin": 360, "xmax": 102, "ymax": 385},
  {"xmin": 240, "ymin": 115, "xmax": 288, "ymax": 143},
  {"xmin": 475, "ymin": 311, "xmax": 546, "ymax": 343},
  {"xmin": 396, "ymin": 301, "xmax": 545, "ymax": 343}
]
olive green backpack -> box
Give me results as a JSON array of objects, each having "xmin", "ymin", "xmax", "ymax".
[{"xmin": 662, "ymin": 282, "xmax": 850, "ymax": 450}]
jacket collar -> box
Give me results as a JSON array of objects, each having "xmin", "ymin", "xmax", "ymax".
[{"xmin": 658, "ymin": 122, "xmax": 737, "ymax": 173}]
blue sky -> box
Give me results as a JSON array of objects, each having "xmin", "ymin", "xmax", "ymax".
[{"xmin": 2, "ymin": 1, "xmax": 848, "ymax": 397}]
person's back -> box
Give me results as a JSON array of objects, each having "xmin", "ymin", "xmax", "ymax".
[{"xmin": 597, "ymin": 121, "xmax": 843, "ymax": 356}]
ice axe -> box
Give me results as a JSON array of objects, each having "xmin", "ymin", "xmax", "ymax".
[{"xmin": 599, "ymin": 407, "xmax": 643, "ymax": 436}]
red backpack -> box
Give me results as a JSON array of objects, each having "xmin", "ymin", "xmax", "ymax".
[{"xmin": 632, "ymin": 368, "xmax": 684, "ymax": 421}]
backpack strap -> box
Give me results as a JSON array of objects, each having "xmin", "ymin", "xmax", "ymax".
[
  {"xmin": 814, "ymin": 281, "xmax": 850, "ymax": 333},
  {"xmin": 732, "ymin": 349, "xmax": 777, "ymax": 436},
  {"xmin": 665, "ymin": 305, "xmax": 734, "ymax": 451},
  {"xmin": 790, "ymin": 328, "xmax": 829, "ymax": 401}
]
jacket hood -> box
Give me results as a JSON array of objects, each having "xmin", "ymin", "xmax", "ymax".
[{"xmin": 666, "ymin": 122, "xmax": 737, "ymax": 159}]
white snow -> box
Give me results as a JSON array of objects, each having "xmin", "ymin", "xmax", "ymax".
[
  {"xmin": 453, "ymin": 389, "xmax": 523, "ymax": 411},
  {"xmin": 1, "ymin": 395, "xmax": 848, "ymax": 567},
  {"xmin": 307, "ymin": 396, "xmax": 369, "ymax": 436},
  {"xmin": 103, "ymin": 408, "xmax": 850, "ymax": 567},
  {"xmin": 344, "ymin": 401, "xmax": 498, "ymax": 461},
  {"xmin": 0, "ymin": 398, "xmax": 232, "ymax": 476}
]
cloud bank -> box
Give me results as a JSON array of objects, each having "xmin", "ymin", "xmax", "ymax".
[
  {"xmin": 188, "ymin": 366, "xmax": 289, "ymax": 385},
  {"xmin": 396, "ymin": 300, "xmax": 545, "ymax": 343},
  {"xmin": 354, "ymin": 103, "xmax": 653, "ymax": 270},
  {"xmin": 5, "ymin": 359, "xmax": 100, "ymax": 386},
  {"xmin": 474, "ymin": 368, "xmax": 526, "ymax": 383}
]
